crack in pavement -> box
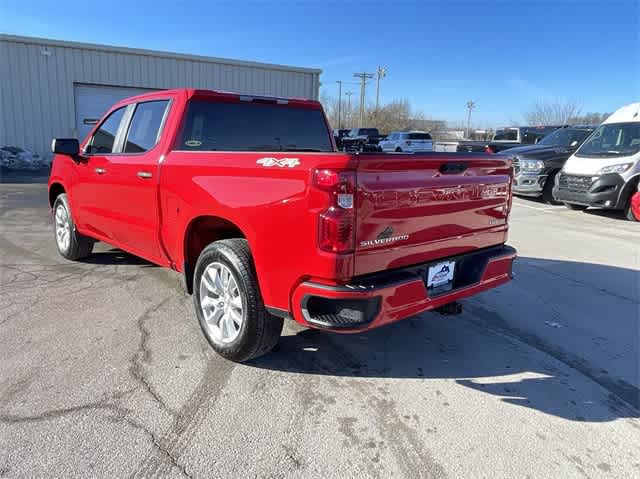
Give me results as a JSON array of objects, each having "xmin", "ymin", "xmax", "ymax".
[
  {"xmin": 0, "ymin": 389, "xmax": 134, "ymax": 424},
  {"xmin": 0, "ymin": 389, "xmax": 193, "ymax": 479},
  {"xmin": 129, "ymin": 299, "xmax": 179, "ymax": 418},
  {"xmin": 131, "ymin": 348, "xmax": 236, "ymax": 479}
]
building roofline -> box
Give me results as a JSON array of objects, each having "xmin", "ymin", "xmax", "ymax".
[{"xmin": 0, "ymin": 33, "xmax": 323, "ymax": 75}]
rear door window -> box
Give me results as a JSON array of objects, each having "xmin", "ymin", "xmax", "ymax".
[
  {"xmin": 179, "ymin": 100, "xmax": 333, "ymax": 152},
  {"xmin": 124, "ymin": 100, "xmax": 170, "ymax": 153}
]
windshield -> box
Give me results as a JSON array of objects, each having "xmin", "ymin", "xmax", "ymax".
[
  {"xmin": 493, "ymin": 129, "xmax": 518, "ymax": 141},
  {"xmin": 576, "ymin": 122, "xmax": 640, "ymax": 158},
  {"xmin": 538, "ymin": 128, "xmax": 592, "ymax": 147}
]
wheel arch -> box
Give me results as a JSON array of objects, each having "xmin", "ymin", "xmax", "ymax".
[
  {"xmin": 618, "ymin": 173, "xmax": 640, "ymax": 209},
  {"xmin": 48, "ymin": 182, "xmax": 66, "ymax": 207},
  {"xmin": 183, "ymin": 215, "xmax": 247, "ymax": 294}
]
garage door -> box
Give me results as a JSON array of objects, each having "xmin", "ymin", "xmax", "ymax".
[{"xmin": 74, "ymin": 84, "xmax": 156, "ymax": 141}]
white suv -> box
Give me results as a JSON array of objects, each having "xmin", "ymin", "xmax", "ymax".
[{"xmin": 379, "ymin": 131, "xmax": 433, "ymax": 153}]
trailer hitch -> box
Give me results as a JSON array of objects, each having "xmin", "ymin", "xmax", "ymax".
[{"xmin": 435, "ymin": 301, "xmax": 463, "ymax": 316}]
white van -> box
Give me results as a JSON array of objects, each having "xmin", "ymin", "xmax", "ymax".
[{"xmin": 553, "ymin": 102, "xmax": 640, "ymax": 221}]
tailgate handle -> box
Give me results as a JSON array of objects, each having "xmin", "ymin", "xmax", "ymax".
[{"xmin": 439, "ymin": 162, "xmax": 468, "ymax": 174}]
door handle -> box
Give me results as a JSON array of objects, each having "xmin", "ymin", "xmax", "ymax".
[
  {"xmin": 94, "ymin": 167, "xmax": 107, "ymax": 175},
  {"xmin": 137, "ymin": 171, "xmax": 153, "ymax": 179}
]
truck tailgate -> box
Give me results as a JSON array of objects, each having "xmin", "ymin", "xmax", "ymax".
[{"xmin": 354, "ymin": 153, "xmax": 512, "ymax": 276}]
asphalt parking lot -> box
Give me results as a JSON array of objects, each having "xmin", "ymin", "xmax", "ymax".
[{"xmin": 1, "ymin": 181, "xmax": 638, "ymax": 479}]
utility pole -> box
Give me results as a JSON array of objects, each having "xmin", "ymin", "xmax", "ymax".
[
  {"xmin": 336, "ymin": 80, "xmax": 343, "ymax": 129},
  {"xmin": 375, "ymin": 66, "xmax": 386, "ymax": 111},
  {"xmin": 466, "ymin": 100, "xmax": 476, "ymax": 138},
  {"xmin": 345, "ymin": 91, "xmax": 353, "ymax": 127},
  {"xmin": 353, "ymin": 72, "xmax": 374, "ymax": 127}
]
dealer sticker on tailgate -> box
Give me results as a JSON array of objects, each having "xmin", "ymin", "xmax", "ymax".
[{"xmin": 427, "ymin": 261, "xmax": 455, "ymax": 289}]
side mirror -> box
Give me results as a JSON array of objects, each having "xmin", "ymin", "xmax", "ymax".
[{"xmin": 51, "ymin": 138, "xmax": 80, "ymax": 156}]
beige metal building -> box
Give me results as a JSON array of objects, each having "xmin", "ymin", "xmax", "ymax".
[{"xmin": 0, "ymin": 34, "xmax": 321, "ymax": 158}]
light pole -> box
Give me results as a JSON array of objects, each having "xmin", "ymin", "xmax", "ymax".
[
  {"xmin": 375, "ymin": 66, "xmax": 386, "ymax": 111},
  {"xmin": 336, "ymin": 80, "xmax": 343, "ymax": 129},
  {"xmin": 466, "ymin": 101, "xmax": 476, "ymax": 138}
]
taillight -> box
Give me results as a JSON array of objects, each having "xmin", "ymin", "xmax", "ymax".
[
  {"xmin": 314, "ymin": 169, "xmax": 355, "ymax": 254},
  {"xmin": 485, "ymin": 145, "xmax": 496, "ymax": 154}
]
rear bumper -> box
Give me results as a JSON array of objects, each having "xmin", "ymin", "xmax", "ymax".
[{"xmin": 290, "ymin": 245, "xmax": 516, "ymax": 333}]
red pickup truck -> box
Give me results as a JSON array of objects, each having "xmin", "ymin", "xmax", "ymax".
[{"xmin": 49, "ymin": 88, "xmax": 516, "ymax": 362}]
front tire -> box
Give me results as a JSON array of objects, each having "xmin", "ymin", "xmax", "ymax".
[
  {"xmin": 193, "ymin": 239, "xmax": 283, "ymax": 362},
  {"xmin": 53, "ymin": 193, "xmax": 94, "ymax": 260},
  {"xmin": 564, "ymin": 203, "xmax": 588, "ymax": 211}
]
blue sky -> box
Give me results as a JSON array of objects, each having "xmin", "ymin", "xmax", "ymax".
[{"xmin": 1, "ymin": 0, "xmax": 638, "ymax": 126}]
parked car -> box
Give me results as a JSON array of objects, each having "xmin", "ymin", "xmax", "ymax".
[
  {"xmin": 379, "ymin": 131, "xmax": 433, "ymax": 153},
  {"xmin": 456, "ymin": 126, "xmax": 562, "ymax": 153},
  {"xmin": 48, "ymin": 88, "xmax": 516, "ymax": 362},
  {"xmin": 333, "ymin": 128, "xmax": 350, "ymax": 149},
  {"xmin": 501, "ymin": 126, "xmax": 595, "ymax": 203},
  {"xmin": 554, "ymin": 102, "xmax": 640, "ymax": 221},
  {"xmin": 341, "ymin": 127, "xmax": 384, "ymax": 151}
]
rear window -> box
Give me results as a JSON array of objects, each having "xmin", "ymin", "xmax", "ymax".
[
  {"xmin": 359, "ymin": 128, "xmax": 379, "ymax": 136},
  {"xmin": 408, "ymin": 133, "xmax": 432, "ymax": 140},
  {"xmin": 178, "ymin": 100, "xmax": 333, "ymax": 152},
  {"xmin": 493, "ymin": 129, "xmax": 518, "ymax": 141}
]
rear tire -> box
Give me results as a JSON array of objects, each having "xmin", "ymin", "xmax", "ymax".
[
  {"xmin": 395, "ymin": 147, "xmax": 402, "ymax": 152},
  {"xmin": 564, "ymin": 203, "xmax": 588, "ymax": 211},
  {"xmin": 542, "ymin": 171, "xmax": 561, "ymax": 205},
  {"xmin": 53, "ymin": 193, "xmax": 94, "ymax": 260},
  {"xmin": 193, "ymin": 239, "xmax": 283, "ymax": 362}
]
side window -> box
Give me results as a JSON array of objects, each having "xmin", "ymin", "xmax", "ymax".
[
  {"xmin": 124, "ymin": 100, "xmax": 169, "ymax": 153},
  {"xmin": 88, "ymin": 107, "xmax": 126, "ymax": 154}
]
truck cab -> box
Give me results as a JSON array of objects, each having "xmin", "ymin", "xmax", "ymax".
[{"xmin": 553, "ymin": 103, "xmax": 640, "ymax": 220}]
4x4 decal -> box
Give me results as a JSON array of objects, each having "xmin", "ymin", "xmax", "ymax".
[{"xmin": 257, "ymin": 157, "xmax": 300, "ymax": 168}]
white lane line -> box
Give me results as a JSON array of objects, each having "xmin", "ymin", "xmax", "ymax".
[{"xmin": 513, "ymin": 202, "xmax": 561, "ymax": 212}]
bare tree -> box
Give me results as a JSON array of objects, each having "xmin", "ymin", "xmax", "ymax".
[
  {"xmin": 322, "ymin": 92, "xmax": 451, "ymax": 134},
  {"xmin": 522, "ymin": 99, "xmax": 582, "ymax": 125},
  {"xmin": 567, "ymin": 112, "xmax": 610, "ymax": 125}
]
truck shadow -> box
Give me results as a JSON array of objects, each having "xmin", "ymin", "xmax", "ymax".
[
  {"xmin": 250, "ymin": 257, "xmax": 639, "ymax": 423},
  {"xmin": 81, "ymin": 248, "xmax": 158, "ymax": 267}
]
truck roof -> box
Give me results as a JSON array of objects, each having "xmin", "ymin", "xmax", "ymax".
[
  {"xmin": 110, "ymin": 88, "xmax": 322, "ymax": 110},
  {"xmin": 603, "ymin": 102, "xmax": 640, "ymax": 124}
]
